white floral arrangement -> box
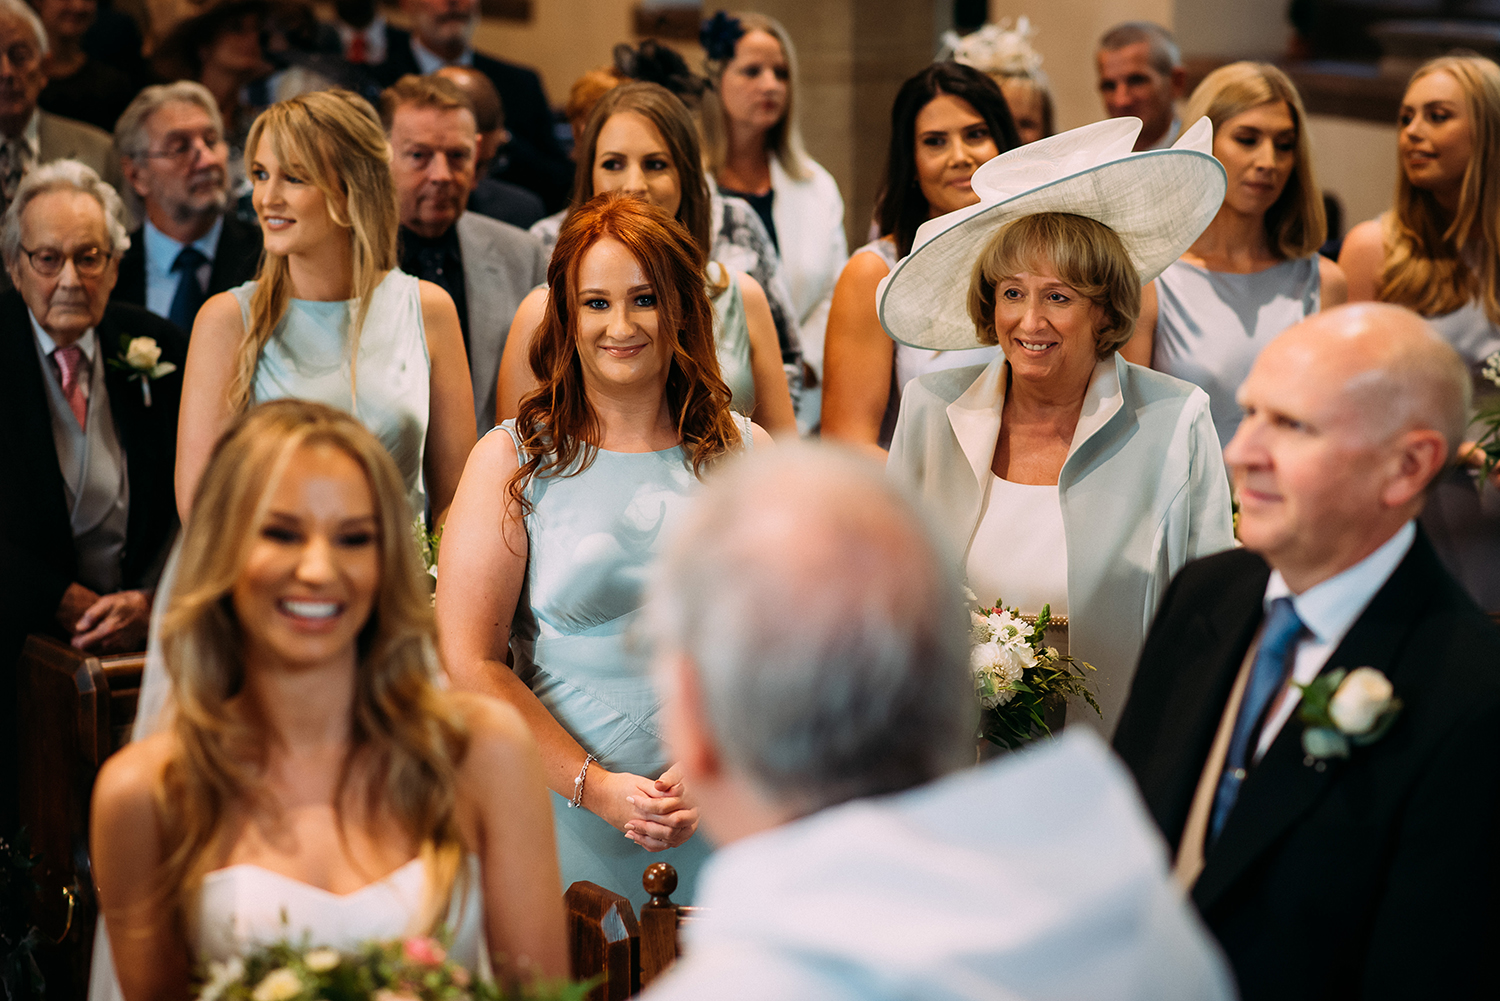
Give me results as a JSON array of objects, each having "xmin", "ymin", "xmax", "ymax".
[
  {"xmin": 197, "ymin": 933, "xmax": 588, "ymax": 1001},
  {"xmin": 941, "ymin": 17, "xmax": 1045, "ymax": 77},
  {"xmin": 967, "ymin": 588, "xmax": 1097, "ymax": 749}
]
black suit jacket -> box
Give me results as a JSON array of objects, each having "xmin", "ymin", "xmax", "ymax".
[
  {"xmin": 1114, "ymin": 535, "xmax": 1500, "ymax": 1000},
  {"xmin": 372, "ymin": 27, "xmax": 572, "ymax": 211},
  {"xmin": 0, "ymin": 292, "xmax": 185, "ymax": 642},
  {"xmin": 110, "ymin": 213, "xmax": 263, "ymax": 330}
]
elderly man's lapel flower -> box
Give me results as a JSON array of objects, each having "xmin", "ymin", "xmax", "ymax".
[
  {"xmin": 106, "ymin": 335, "xmax": 177, "ymax": 406},
  {"xmin": 1295, "ymin": 666, "xmax": 1402, "ymax": 766}
]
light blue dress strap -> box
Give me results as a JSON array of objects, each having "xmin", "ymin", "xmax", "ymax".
[{"xmin": 491, "ymin": 419, "xmax": 526, "ymax": 465}]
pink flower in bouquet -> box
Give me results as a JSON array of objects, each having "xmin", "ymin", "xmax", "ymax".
[
  {"xmin": 373, "ymin": 990, "xmax": 420, "ymax": 1001},
  {"xmin": 450, "ymin": 965, "xmax": 471, "ymax": 988},
  {"xmin": 402, "ymin": 936, "xmax": 447, "ymax": 966}
]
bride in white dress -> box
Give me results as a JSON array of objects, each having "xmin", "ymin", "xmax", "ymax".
[{"xmin": 88, "ymin": 400, "xmax": 568, "ymax": 999}]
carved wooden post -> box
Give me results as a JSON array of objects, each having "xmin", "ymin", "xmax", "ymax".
[{"xmin": 638, "ymin": 862, "xmax": 680, "ymax": 988}]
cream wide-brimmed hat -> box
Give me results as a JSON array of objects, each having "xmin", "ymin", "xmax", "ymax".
[{"xmin": 877, "ymin": 116, "xmax": 1227, "ymax": 351}]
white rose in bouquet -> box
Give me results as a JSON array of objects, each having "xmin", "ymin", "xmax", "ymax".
[
  {"xmin": 124, "ymin": 336, "xmax": 163, "ymax": 370},
  {"xmin": 1328, "ymin": 667, "xmax": 1394, "ymax": 735}
]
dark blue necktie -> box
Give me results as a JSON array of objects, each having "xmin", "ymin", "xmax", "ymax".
[
  {"xmin": 1208, "ymin": 596, "xmax": 1304, "ymax": 843},
  {"xmin": 168, "ymin": 245, "xmax": 209, "ymax": 332}
]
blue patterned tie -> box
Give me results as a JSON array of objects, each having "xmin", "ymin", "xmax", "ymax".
[
  {"xmin": 168, "ymin": 245, "xmax": 209, "ymax": 332},
  {"xmin": 1208, "ymin": 596, "xmax": 1304, "ymax": 843}
]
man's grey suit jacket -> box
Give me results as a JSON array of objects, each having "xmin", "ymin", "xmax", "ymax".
[{"xmin": 454, "ymin": 211, "xmax": 548, "ymax": 435}]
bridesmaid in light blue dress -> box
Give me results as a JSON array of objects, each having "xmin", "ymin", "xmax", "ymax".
[
  {"xmin": 173, "ymin": 89, "xmax": 475, "ymax": 524},
  {"xmin": 134, "ymin": 90, "xmax": 476, "ymax": 742},
  {"xmin": 437, "ymin": 194, "xmax": 769, "ymax": 910},
  {"xmin": 1122, "ymin": 63, "xmax": 1346, "ymax": 443}
]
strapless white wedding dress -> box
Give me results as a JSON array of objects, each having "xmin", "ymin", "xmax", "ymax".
[{"xmin": 88, "ymin": 856, "xmax": 486, "ymax": 1000}]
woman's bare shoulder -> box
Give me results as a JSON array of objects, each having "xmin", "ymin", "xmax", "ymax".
[
  {"xmin": 93, "ymin": 732, "xmax": 176, "ymax": 829},
  {"xmin": 448, "ymin": 693, "xmax": 542, "ymax": 782},
  {"xmin": 193, "ymin": 290, "xmax": 247, "ymax": 342}
]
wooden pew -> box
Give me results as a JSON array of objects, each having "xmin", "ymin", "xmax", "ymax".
[
  {"xmin": 564, "ymin": 880, "xmax": 640, "ymax": 1000},
  {"xmin": 567, "ymin": 863, "xmax": 695, "ymax": 998},
  {"xmin": 16, "ymin": 635, "xmax": 142, "ymax": 1001}
]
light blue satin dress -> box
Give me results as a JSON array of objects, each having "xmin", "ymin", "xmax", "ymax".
[
  {"xmin": 499, "ymin": 421, "xmax": 750, "ymax": 909},
  {"xmin": 238, "ymin": 269, "xmax": 431, "ymax": 513},
  {"xmin": 709, "ymin": 261, "xmax": 755, "ymax": 418}
]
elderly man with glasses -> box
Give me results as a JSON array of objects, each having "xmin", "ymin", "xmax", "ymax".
[
  {"xmin": 0, "ymin": 158, "xmax": 183, "ymax": 667},
  {"xmin": 110, "ymin": 81, "xmax": 261, "ymax": 333},
  {"xmin": 0, "ymin": 0, "xmax": 120, "ymax": 218}
]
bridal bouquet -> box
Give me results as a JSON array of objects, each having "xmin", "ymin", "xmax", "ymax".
[
  {"xmin": 198, "ymin": 934, "xmax": 589, "ymax": 1001},
  {"xmin": 968, "ymin": 590, "xmax": 1099, "ymax": 750}
]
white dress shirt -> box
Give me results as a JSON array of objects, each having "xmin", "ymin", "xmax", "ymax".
[
  {"xmin": 143, "ymin": 216, "xmax": 220, "ymax": 320},
  {"xmin": 1254, "ymin": 520, "xmax": 1416, "ymax": 761},
  {"xmin": 642, "ymin": 729, "xmax": 1236, "ymax": 1001},
  {"xmin": 411, "ymin": 36, "xmax": 471, "ymax": 73}
]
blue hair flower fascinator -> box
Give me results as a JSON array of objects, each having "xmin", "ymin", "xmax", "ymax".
[{"xmin": 700, "ymin": 10, "xmax": 745, "ymax": 63}]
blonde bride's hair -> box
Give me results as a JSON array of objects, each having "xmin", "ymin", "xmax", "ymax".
[{"xmin": 155, "ymin": 399, "xmax": 468, "ymax": 931}]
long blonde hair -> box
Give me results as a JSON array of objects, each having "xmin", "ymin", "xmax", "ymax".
[
  {"xmin": 229, "ymin": 90, "xmax": 399, "ymax": 413},
  {"xmin": 1380, "ymin": 54, "xmax": 1500, "ymax": 324},
  {"xmin": 156, "ymin": 400, "xmax": 469, "ymax": 929},
  {"xmin": 1184, "ymin": 61, "xmax": 1326, "ymax": 259},
  {"xmin": 700, "ymin": 12, "xmax": 810, "ymax": 181}
]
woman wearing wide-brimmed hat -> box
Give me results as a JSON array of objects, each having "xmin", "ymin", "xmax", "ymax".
[{"xmin": 884, "ymin": 117, "xmax": 1236, "ymax": 735}]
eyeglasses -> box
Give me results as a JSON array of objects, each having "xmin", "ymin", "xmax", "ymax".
[
  {"xmin": 19, "ymin": 245, "xmax": 113, "ymax": 277},
  {"xmin": 139, "ymin": 131, "xmax": 227, "ymax": 162}
]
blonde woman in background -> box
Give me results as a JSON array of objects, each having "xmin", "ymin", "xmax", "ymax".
[
  {"xmin": 700, "ymin": 10, "xmax": 846, "ymax": 419},
  {"xmin": 944, "ymin": 16, "xmax": 1055, "ymax": 144},
  {"xmin": 90, "ymin": 401, "xmax": 566, "ymax": 1001},
  {"xmin": 1341, "ymin": 53, "xmax": 1500, "ymax": 609},
  {"xmin": 175, "ymin": 89, "xmax": 475, "ymax": 524},
  {"xmin": 1123, "ymin": 61, "xmax": 1346, "ymax": 448}
]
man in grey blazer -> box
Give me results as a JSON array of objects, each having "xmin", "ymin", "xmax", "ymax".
[
  {"xmin": 0, "ymin": 0, "xmax": 121, "ymax": 214},
  {"xmin": 381, "ymin": 73, "xmax": 548, "ymax": 434}
]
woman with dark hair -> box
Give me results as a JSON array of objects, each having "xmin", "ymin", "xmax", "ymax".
[
  {"xmin": 439, "ymin": 193, "xmax": 769, "ymax": 907},
  {"xmin": 822, "ymin": 62, "xmax": 1018, "ymax": 454},
  {"xmin": 501, "ymin": 82, "xmax": 796, "ymax": 436},
  {"xmin": 89, "ymin": 400, "xmax": 567, "ymax": 1001}
]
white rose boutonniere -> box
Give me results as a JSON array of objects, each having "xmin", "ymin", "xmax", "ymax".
[
  {"xmin": 1295, "ymin": 666, "xmax": 1403, "ymax": 766},
  {"xmin": 106, "ymin": 335, "xmax": 177, "ymax": 407}
]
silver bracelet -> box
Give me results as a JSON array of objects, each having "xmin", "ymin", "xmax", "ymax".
[{"xmin": 569, "ymin": 753, "xmax": 597, "ymax": 809}]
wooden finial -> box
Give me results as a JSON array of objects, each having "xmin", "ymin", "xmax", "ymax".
[{"xmin": 642, "ymin": 861, "xmax": 678, "ymax": 905}]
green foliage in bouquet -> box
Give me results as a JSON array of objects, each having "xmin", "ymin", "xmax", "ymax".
[
  {"xmin": 412, "ymin": 519, "xmax": 442, "ymax": 578},
  {"xmin": 969, "ymin": 597, "xmax": 1099, "ymax": 750},
  {"xmin": 198, "ymin": 933, "xmax": 593, "ymax": 1001},
  {"xmin": 1470, "ymin": 352, "xmax": 1500, "ymax": 486},
  {"xmin": 0, "ymin": 831, "xmax": 44, "ymax": 1001}
]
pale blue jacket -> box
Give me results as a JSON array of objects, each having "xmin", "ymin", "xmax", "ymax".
[{"xmin": 888, "ymin": 352, "xmax": 1235, "ymax": 734}]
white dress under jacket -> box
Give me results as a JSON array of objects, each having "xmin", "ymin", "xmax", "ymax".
[
  {"xmin": 888, "ymin": 352, "xmax": 1235, "ymax": 734},
  {"xmin": 767, "ymin": 154, "xmax": 847, "ymax": 379}
]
